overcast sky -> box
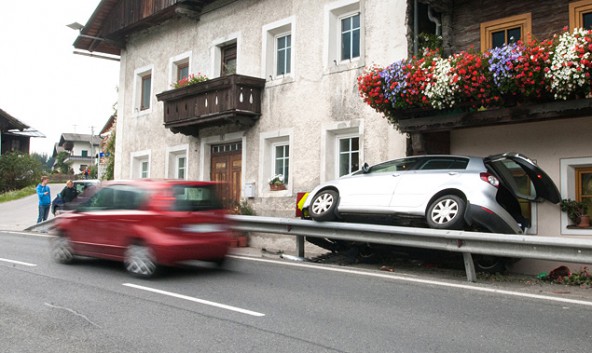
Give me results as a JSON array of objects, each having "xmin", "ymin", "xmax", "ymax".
[{"xmin": 0, "ymin": 0, "xmax": 119, "ymax": 155}]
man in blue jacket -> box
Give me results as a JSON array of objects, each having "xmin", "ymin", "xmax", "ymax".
[{"xmin": 36, "ymin": 176, "xmax": 51, "ymax": 223}]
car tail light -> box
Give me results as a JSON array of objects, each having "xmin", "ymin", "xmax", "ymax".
[{"xmin": 480, "ymin": 172, "xmax": 499, "ymax": 188}]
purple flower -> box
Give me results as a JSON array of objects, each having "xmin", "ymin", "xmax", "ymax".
[{"xmin": 488, "ymin": 43, "xmax": 523, "ymax": 94}]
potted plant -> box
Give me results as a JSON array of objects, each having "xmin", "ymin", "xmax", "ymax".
[
  {"xmin": 560, "ymin": 198, "xmax": 590, "ymax": 227},
  {"xmin": 268, "ymin": 174, "xmax": 286, "ymax": 191}
]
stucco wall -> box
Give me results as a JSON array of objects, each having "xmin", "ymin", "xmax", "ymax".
[
  {"xmin": 114, "ymin": 0, "xmax": 409, "ymax": 216},
  {"xmin": 451, "ymin": 116, "xmax": 591, "ymax": 237}
]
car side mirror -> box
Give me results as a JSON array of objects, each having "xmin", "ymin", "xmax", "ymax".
[{"xmin": 362, "ymin": 163, "xmax": 369, "ymax": 173}]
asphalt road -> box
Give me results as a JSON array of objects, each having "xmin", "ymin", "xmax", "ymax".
[
  {"xmin": 1, "ymin": 230, "xmax": 592, "ymax": 353},
  {"xmin": 0, "ymin": 184, "xmax": 62, "ymax": 231}
]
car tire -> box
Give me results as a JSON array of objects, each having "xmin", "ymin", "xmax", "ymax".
[
  {"xmin": 426, "ymin": 195, "xmax": 466, "ymax": 230},
  {"xmin": 51, "ymin": 234, "xmax": 75, "ymax": 264},
  {"xmin": 474, "ymin": 255, "xmax": 507, "ymax": 274},
  {"xmin": 124, "ymin": 243, "xmax": 158, "ymax": 278},
  {"xmin": 309, "ymin": 190, "xmax": 339, "ymax": 222}
]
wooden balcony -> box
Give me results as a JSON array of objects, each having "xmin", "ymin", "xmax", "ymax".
[{"xmin": 156, "ymin": 74, "xmax": 266, "ymax": 136}]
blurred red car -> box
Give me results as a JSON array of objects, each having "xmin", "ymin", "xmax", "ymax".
[{"xmin": 51, "ymin": 179, "xmax": 234, "ymax": 278}]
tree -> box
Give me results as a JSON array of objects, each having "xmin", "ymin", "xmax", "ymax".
[
  {"xmin": 31, "ymin": 152, "xmax": 52, "ymax": 172},
  {"xmin": 0, "ymin": 152, "xmax": 43, "ymax": 192},
  {"xmin": 54, "ymin": 151, "xmax": 72, "ymax": 175}
]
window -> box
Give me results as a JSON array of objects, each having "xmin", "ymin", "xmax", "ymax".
[
  {"xmin": 141, "ymin": 74, "xmax": 152, "ymax": 110},
  {"xmin": 341, "ymin": 13, "xmax": 360, "ymax": 61},
  {"xmin": 560, "ymin": 157, "xmax": 592, "ymax": 234},
  {"xmin": 260, "ymin": 130, "xmax": 292, "ymax": 194},
  {"xmin": 338, "ymin": 137, "xmax": 359, "ymax": 176},
  {"xmin": 176, "ymin": 156, "xmax": 186, "ymax": 180},
  {"xmin": 177, "ymin": 62, "xmax": 189, "ymax": 82},
  {"xmin": 262, "ymin": 17, "xmax": 295, "ymax": 80},
  {"xmin": 131, "ymin": 150, "xmax": 150, "ymax": 179},
  {"xmin": 134, "ymin": 66, "xmax": 153, "ymax": 114},
  {"xmin": 326, "ymin": 0, "xmax": 362, "ymax": 67},
  {"xmin": 276, "ymin": 34, "xmax": 292, "ymax": 76},
  {"xmin": 221, "ymin": 43, "xmax": 237, "ymax": 76},
  {"xmin": 274, "ymin": 144, "xmax": 290, "ymax": 181},
  {"xmin": 576, "ymin": 166, "xmax": 592, "ymax": 218},
  {"xmin": 480, "ymin": 13, "xmax": 532, "ymax": 51},
  {"xmin": 141, "ymin": 161, "xmax": 149, "ymax": 178},
  {"xmin": 81, "ymin": 150, "xmax": 88, "ymax": 157},
  {"xmin": 570, "ymin": 0, "xmax": 592, "ymax": 29}
]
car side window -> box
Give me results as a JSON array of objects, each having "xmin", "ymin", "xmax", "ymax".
[
  {"xmin": 368, "ymin": 158, "xmax": 420, "ymax": 174},
  {"xmin": 417, "ymin": 158, "xmax": 469, "ymax": 170},
  {"xmin": 87, "ymin": 188, "xmax": 115, "ymax": 210}
]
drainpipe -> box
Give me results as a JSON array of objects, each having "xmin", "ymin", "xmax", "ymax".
[
  {"xmin": 413, "ymin": 0, "xmax": 418, "ymax": 57},
  {"xmin": 427, "ymin": 5, "xmax": 441, "ymax": 36}
]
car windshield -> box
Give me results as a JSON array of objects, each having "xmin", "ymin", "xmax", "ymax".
[
  {"xmin": 171, "ymin": 185, "xmax": 223, "ymax": 211},
  {"xmin": 489, "ymin": 159, "xmax": 535, "ymax": 200}
]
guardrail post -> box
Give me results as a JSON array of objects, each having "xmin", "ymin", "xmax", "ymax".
[
  {"xmin": 296, "ymin": 236, "xmax": 305, "ymax": 257},
  {"xmin": 462, "ymin": 253, "xmax": 477, "ymax": 282}
]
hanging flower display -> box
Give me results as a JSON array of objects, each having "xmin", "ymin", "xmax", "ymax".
[{"xmin": 358, "ymin": 27, "xmax": 592, "ymax": 125}]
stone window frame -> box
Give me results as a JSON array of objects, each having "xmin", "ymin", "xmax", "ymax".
[
  {"xmin": 130, "ymin": 150, "xmax": 151, "ymax": 179},
  {"xmin": 165, "ymin": 144, "xmax": 189, "ymax": 180},
  {"xmin": 560, "ymin": 156, "xmax": 592, "ymax": 235},
  {"xmin": 262, "ymin": 17, "xmax": 296, "ymax": 81},
  {"xmin": 324, "ymin": 0, "xmax": 364, "ymax": 73},
  {"xmin": 133, "ymin": 65, "xmax": 154, "ymax": 117},
  {"xmin": 259, "ymin": 129, "xmax": 293, "ymax": 197}
]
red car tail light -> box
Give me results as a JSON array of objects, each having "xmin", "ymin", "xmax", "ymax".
[{"xmin": 480, "ymin": 172, "xmax": 499, "ymax": 188}]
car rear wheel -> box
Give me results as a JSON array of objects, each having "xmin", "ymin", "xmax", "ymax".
[
  {"xmin": 474, "ymin": 255, "xmax": 507, "ymax": 274},
  {"xmin": 427, "ymin": 195, "xmax": 466, "ymax": 230},
  {"xmin": 309, "ymin": 190, "xmax": 339, "ymax": 221},
  {"xmin": 51, "ymin": 235, "xmax": 74, "ymax": 264},
  {"xmin": 124, "ymin": 243, "xmax": 158, "ymax": 278}
]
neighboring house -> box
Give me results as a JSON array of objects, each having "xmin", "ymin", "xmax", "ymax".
[
  {"xmin": 97, "ymin": 113, "xmax": 117, "ymax": 179},
  {"xmin": 0, "ymin": 108, "xmax": 44, "ymax": 155},
  {"xmin": 56, "ymin": 133, "xmax": 102, "ymax": 175},
  {"xmin": 72, "ymin": 0, "xmax": 408, "ymax": 215}
]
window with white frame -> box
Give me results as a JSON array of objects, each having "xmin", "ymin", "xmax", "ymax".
[
  {"xmin": 134, "ymin": 66, "xmax": 153, "ymax": 113},
  {"xmin": 260, "ymin": 131, "xmax": 292, "ymax": 193},
  {"xmin": 262, "ymin": 17, "xmax": 294, "ymax": 80},
  {"xmin": 169, "ymin": 52, "xmax": 192, "ymax": 87},
  {"xmin": 166, "ymin": 145, "xmax": 188, "ymax": 180},
  {"xmin": 321, "ymin": 124, "xmax": 362, "ymax": 181},
  {"xmin": 326, "ymin": 0, "xmax": 362, "ymax": 66},
  {"xmin": 131, "ymin": 150, "xmax": 150, "ymax": 179},
  {"xmin": 273, "ymin": 143, "xmax": 290, "ymax": 181},
  {"xmin": 560, "ymin": 156, "xmax": 592, "ymax": 234},
  {"xmin": 338, "ymin": 136, "xmax": 359, "ymax": 176}
]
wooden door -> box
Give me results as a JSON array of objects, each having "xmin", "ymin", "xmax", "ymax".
[{"xmin": 211, "ymin": 142, "xmax": 242, "ymax": 207}]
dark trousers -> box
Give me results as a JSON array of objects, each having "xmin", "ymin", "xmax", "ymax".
[{"xmin": 37, "ymin": 205, "xmax": 50, "ymax": 223}]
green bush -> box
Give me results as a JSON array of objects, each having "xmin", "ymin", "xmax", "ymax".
[{"xmin": 0, "ymin": 152, "xmax": 43, "ymax": 193}]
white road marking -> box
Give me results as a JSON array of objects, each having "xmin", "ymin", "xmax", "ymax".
[
  {"xmin": 0, "ymin": 257, "xmax": 37, "ymax": 267},
  {"xmin": 123, "ymin": 283, "xmax": 265, "ymax": 317},
  {"xmin": 229, "ymin": 255, "xmax": 592, "ymax": 308}
]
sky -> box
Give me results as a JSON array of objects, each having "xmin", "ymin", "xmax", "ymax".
[{"xmin": 0, "ymin": 0, "xmax": 119, "ymax": 156}]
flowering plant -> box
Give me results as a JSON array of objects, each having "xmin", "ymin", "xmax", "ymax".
[
  {"xmin": 546, "ymin": 28, "xmax": 592, "ymax": 100},
  {"xmin": 358, "ymin": 27, "xmax": 592, "ymax": 123},
  {"xmin": 171, "ymin": 73, "xmax": 208, "ymax": 89},
  {"xmin": 268, "ymin": 174, "xmax": 285, "ymax": 186}
]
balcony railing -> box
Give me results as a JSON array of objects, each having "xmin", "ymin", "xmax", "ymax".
[{"xmin": 156, "ymin": 74, "xmax": 266, "ymax": 136}]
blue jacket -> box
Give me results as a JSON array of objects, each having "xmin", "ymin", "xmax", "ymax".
[{"xmin": 37, "ymin": 184, "xmax": 51, "ymax": 206}]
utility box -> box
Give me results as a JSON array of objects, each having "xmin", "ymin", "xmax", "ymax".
[{"xmin": 244, "ymin": 182, "xmax": 256, "ymax": 198}]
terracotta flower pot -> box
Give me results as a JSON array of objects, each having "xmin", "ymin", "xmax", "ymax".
[
  {"xmin": 578, "ymin": 215, "xmax": 591, "ymax": 228},
  {"xmin": 269, "ymin": 183, "xmax": 286, "ymax": 191}
]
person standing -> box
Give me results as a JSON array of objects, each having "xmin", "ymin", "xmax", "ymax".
[
  {"xmin": 60, "ymin": 180, "xmax": 79, "ymax": 203},
  {"xmin": 36, "ymin": 176, "xmax": 51, "ymax": 223}
]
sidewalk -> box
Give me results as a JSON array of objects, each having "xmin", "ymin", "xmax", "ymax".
[{"xmin": 0, "ymin": 183, "xmax": 61, "ymax": 231}]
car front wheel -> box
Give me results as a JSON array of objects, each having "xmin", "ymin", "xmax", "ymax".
[
  {"xmin": 51, "ymin": 235, "xmax": 74, "ymax": 264},
  {"xmin": 426, "ymin": 195, "xmax": 466, "ymax": 230},
  {"xmin": 309, "ymin": 190, "xmax": 339, "ymax": 222},
  {"xmin": 124, "ymin": 243, "xmax": 158, "ymax": 278}
]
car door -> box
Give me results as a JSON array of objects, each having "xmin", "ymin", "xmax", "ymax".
[
  {"xmin": 484, "ymin": 153, "xmax": 561, "ymax": 203},
  {"xmin": 390, "ymin": 157, "xmax": 470, "ymax": 210},
  {"xmin": 337, "ymin": 158, "xmax": 419, "ymax": 211}
]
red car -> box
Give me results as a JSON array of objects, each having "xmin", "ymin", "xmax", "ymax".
[{"xmin": 51, "ymin": 179, "xmax": 234, "ymax": 278}]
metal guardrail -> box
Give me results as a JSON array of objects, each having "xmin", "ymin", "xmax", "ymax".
[{"xmin": 228, "ymin": 215, "xmax": 592, "ymax": 282}]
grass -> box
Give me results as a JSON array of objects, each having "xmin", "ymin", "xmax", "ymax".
[{"xmin": 0, "ymin": 186, "xmax": 36, "ymax": 203}]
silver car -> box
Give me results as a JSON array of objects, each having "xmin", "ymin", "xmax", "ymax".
[{"xmin": 302, "ymin": 153, "xmax": 560, "ymax": 234}]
